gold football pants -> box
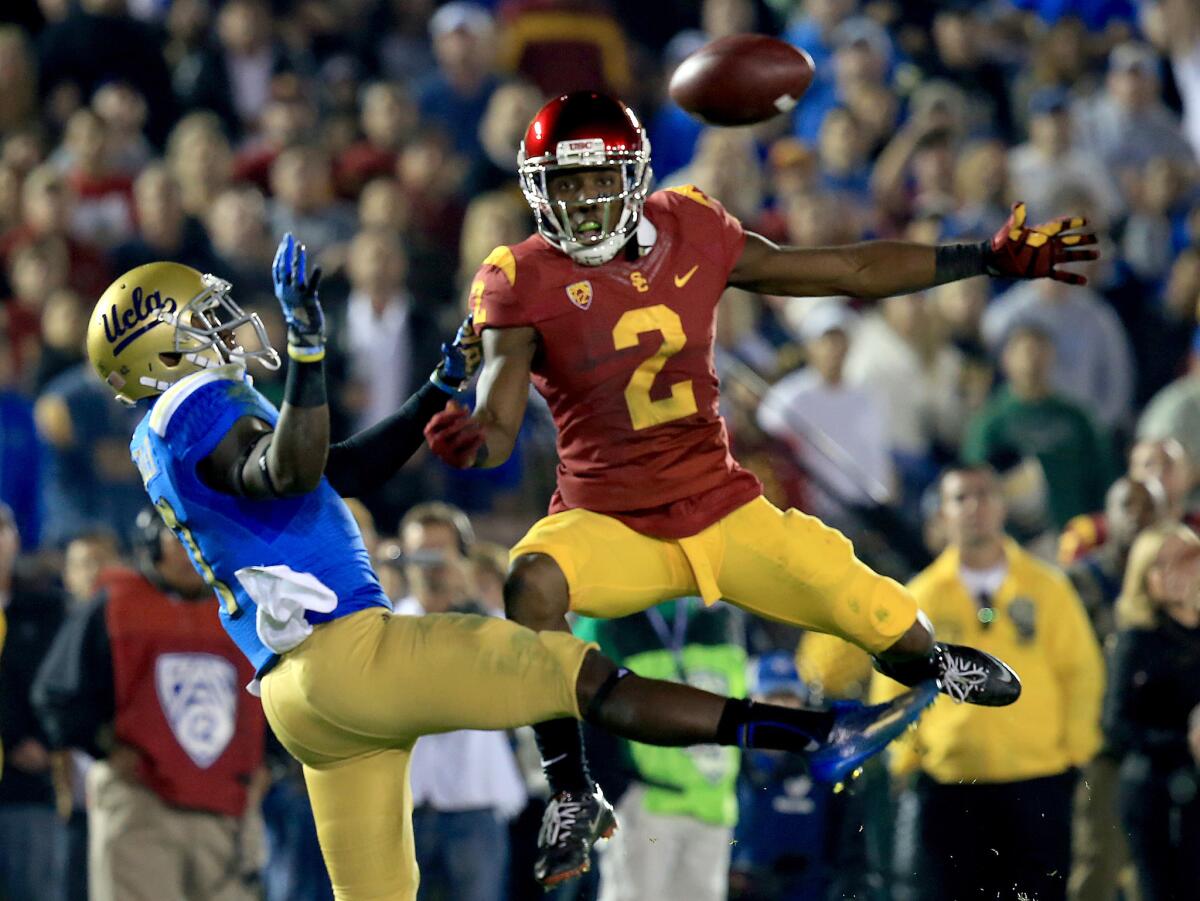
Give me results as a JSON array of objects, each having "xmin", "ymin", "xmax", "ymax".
[{"xmin": 260, "ymin": 608, "xmax": 593, "ymax": 900}]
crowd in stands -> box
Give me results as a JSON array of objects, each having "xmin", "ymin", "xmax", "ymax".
[{"xmin": 2, "ymin": 0, "xmax": 1200, "ymax": 899}]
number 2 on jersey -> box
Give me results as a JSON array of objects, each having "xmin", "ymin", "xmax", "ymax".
[{"xmin": 612, "ymin": 304, "xmax": 698, "ymax": 430}]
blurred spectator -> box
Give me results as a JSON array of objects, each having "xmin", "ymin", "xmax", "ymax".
[
  {"xmin": 922, "ymin": 6, "xmax": 1013, "ymax": 140},
  {"xmin": 330, "ymin": 228, "xmax": 443, "ymax": 432},
  {"xmin": 1121, "ymin": 156, "xmax": 1194, "ymax": 288},
  {"xmin": 457, "ymin": 191, "xmax": 534, "ymax": 295},
  {"xmin": 1065, "ymin": 475, "xmax": 1163, "ymax": 901},
  {"xmin": 646, "ymin": 30, "xmax": 707, "ymax": 184},
  {"xmin": 37, "ymin": 287, "xmax": 88, "ymax": 393},
  {"xmin": 872, "ymin": 123, "xmax": 958, "ymax": 226},
  {"xmin": 1074, "ymin": 42, "xmax": 1194, "ymax": 175},
  {"xmin": 950, "ymin": 138, "xmax": 1009, "ymax": 237},
  {"xmin": 498, "ymin": 0, "xmax": 631, "ymax": 98},
  {"xmin": 845, "ymin": 292, "xmax": 968, "ymax": 503},
  {"xmin": 175, "ymin": 0, "xmax": 294, "ymax": 139},
  {"xmin": 1008, "ymin": 86, "xmax": 1125, "ymax": 227},
  {"xmin": 584, "ymin": 597, "xmax": 746, "ymax": 901},
  {"xmin": 0, "ymin": 163, "xmax": 21, "ymax": 235},
  {"xmin": 335, "ymin": 82, "xmax": 416, "ymax": 198},
  {"xmin": 781, "ymin": 0, "xmax": 856, "ymax": 79},
  {"xmin": 110, "ymin": 163, "xmax": 220, "ymax": 274},
  {"xmin": 32, "ymin": 509, "xmax": 266, "ymax": 901},
  {"xmin": 206, "ymin": 185, "xmax": 274, "ymax": 307},
  {"xmin": 91, "ymin": 81, "xmax": 154, "ymax": 177},
  {"xmin": 375, "ymin": 0, "xmax": 437, "ymax": 85},
  {"xmin": 57, "ymin": 106, "xmax": 135, "ymax": 249},
  {"xmin": 983, "ymin": 276, "xmax": 1134, "ymax": 431},
  {"xmin": 1104, "ymin": 523, "xmax": 1200, "ymax": 900},
  {"xmin": 794, "ymin": 15, "xmax": 894, "ymax": 145},
  {"xmin": 1059, "ymin": 437, "xmax": 1194, "ymax": 565},
  {"xmin": 815, "ymin": 106, "xmax": 873, "ymax": 228},
  {"xmin": 267, "ymin": 145, "xmax": 356, "ymax": 253},
  {"xmin": 1138, "ymin": 354, "xmax": 1200, "ymax": 471},
  {"xmin": 465, "ymin": 79, "xmax": 543, "ymax": 198},
  {"xmin": 964, "ymin": 323, "xmax": 1117, "ymax": 530},
  {"xmin": 1158, "ymin": 0, "xmax": 1200, "ymax": 160},
  {"xmin": 0, "ymin": 503, "xmax": 67, "ymax": 901},
  {"xmin": 36, "ymin": 0, "xmax": 177, "ymax": 145},
  {"xmin": 165, "ymin": 112, "xmax": 233, "ymax": 220},
  {"xmin": 0, "ymin": 164, "xmax": 111, "ymax": 299},
  {"xmin": 230, "ymin": 96, "xmax": 317, "ymax": 195},
  {"xmin": 0, "ymin": 26, "xmax": 38, "ymax": 134},
  {"xmin": 1129, "ymin": 438, "xmax": 1194, "ymax": 524},
  {"xmin": 62, "ymin": 528, "xmax": 120, "ymax": 606},
  {"xmin": 758, "ymin": 300, "xmax": 894, "ymax": 519},
  {"xmin": 875, "ymin": 463, "xmax": 1103, "ymax": 901},
  {"xmin": 414, "ymin": 3, "xmax": 499, "ymax": 163},
  {"xmin": 395, "ymin": 502, "xmax": 525, "ymax": 901},
  {"xmin": 33, "ymin": 360, "xmax": 145, "ymax": 548},
  {"xmin": 668, "ymin": 128, "xmax": 765, "ymax": 224},
  {"xmin": 0, "ymin": 343, "xmax": 41, "ymax": 546},
  {"xmin": 5, "ymin": 236, "xmax": 70, "ymax": 380}
]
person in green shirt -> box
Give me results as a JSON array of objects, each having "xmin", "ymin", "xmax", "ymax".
[
  {"xmin": 964, "ymin": 322, "xmax": 1117, "ymax": 530},
  {"xmin": 575, "ymin": 599, "xmax": 746, "ymax": 901}
]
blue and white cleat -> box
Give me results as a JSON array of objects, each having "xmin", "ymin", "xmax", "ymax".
[{"xmin": 807, "ymin": 681, "xmax": 938, "ymax": 784}]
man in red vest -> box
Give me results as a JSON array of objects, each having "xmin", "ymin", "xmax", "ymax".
[{"xmin": 33, "ymin": 509, "xmax": 267, "ymax": 901}]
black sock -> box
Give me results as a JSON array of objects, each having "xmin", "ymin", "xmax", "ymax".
[
  {"xmin": 533, "ymin": 718, "xmax": 592, "ymax": 794},
  {"xmin": 872, "ymin": 647, "xmax": 940, "ymax": 687},
  {"xmin": 715, "ymin": 699, "xmax": 836, "ymax": 752}
]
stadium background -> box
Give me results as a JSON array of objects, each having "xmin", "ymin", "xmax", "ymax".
[{"xmin": 0, "ymin": 0, "xmax": 1199, "ymax": 899}]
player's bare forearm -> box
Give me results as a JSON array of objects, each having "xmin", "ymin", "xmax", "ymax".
[
  {"xmin": 728, "ymin": 232, "xmax": 985, "ymax": 300},
  {"xmin": 200, "ymin": 359, "xmax": 329, "ymax": 499},
  {"xmin": 471, "ymin": 327, "xmax": 536, "ymax": 468}
]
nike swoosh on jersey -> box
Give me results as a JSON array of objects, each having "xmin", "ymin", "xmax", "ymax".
[{"xmin": 674, "ymin": 264, "xmax": 699, "ymax": 288}]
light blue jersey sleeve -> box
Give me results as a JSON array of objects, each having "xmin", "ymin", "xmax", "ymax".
[{"xmin": 132, "ymin": 365, "xmax": 390, "ymax": 677}]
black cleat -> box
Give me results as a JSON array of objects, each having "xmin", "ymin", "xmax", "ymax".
[
  {"xmin": 533, "ymin": 786, "xmax": 618, "ymax": 888},
  {"xmin": 934, "ymin": 643, "xmax": 1021, "ymax": 706}
]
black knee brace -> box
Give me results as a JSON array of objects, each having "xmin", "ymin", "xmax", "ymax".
[{"xmin": 583, "ymin": 666, "xmax": 632, "ymax": 721}]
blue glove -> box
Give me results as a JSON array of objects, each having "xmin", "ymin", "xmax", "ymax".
[
  {"xmin": 430, "ymin": 314, "xmax": 483, "ymax": 395},
  {"xmin": 272, "ymin": 233, "xmax": 325, "ymax": 361}
]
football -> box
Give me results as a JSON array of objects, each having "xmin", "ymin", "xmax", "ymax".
[{"xmin": 668, "ymin": 34, "xmax": 816, "ymax": 127}]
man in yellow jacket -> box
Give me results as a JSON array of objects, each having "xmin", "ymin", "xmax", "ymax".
[{"xmin": 874, "ymin": 462, "xmax": 1103, "ymax": 901}]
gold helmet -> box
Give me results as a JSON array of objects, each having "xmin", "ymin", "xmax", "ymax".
[{"xmin": 86, "ymin": 261, "xmax": 280, "ymax": 405}]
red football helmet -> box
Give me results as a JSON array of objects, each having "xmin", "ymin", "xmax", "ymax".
[{"xmin": 518, "ymin": 91, "xmax": 652, "ymax": 266}]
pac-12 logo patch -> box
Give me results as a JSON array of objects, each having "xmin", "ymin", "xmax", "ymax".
[
  {"xmin": 155, "ymin": 652, "xmax": 238, "ymax": 769},
  {"xmin": 565, "ymin": 280, "xmax": 593, "ymax": 310}
]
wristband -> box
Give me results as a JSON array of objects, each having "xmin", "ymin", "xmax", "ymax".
[
  {"xmin": 429, "ymin": 368, "xmax": 464, "ymax": 397},
  {"xmin": 933, "ymin": 242, "xmax": 989, "ymax": 286},
  {"xmin": 284, "ymin": 355, "xmax": 327, "ymax": 408}
]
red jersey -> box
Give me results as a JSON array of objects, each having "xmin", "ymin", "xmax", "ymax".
[{"xmin": 472, "ymin": 185, "xmax": 762, "ymax": 539}]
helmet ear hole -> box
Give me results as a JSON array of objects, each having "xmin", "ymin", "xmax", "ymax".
[{"xmin": 158, "ymin": 352, "xmax": 183, "ymax": 367}]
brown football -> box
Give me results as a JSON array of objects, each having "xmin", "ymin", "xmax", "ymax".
[{"xmin": 668, "ymin": 34, "xmax": 815, "ymax": 127}]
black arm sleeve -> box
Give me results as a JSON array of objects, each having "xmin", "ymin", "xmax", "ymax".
[
  {"xmin": 31, "ymin": 595, "xmax": 116, "ymax": 757},
  {"xmin": 324, "ymin": 379, "xmax": 450, "ymax": 497}
]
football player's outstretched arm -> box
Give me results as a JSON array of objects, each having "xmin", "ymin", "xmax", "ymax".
[
  {"xmin": 424, "ymin": 326, "xmax": 536, "ymax": 470},
  {"xmin": 201, "ymin": 234, "xmax": 330, "ymax": 498},
  {"xmin": 728, "ymin": 202, "xmax": 1098, "ymax": 300},
  {"xmin": 322, "ymin": 316, "xmax": 481, "ymax": 496}
]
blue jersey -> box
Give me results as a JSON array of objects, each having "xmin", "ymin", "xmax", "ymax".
[{"xmin": 130, "ymin": 364, "xmax": 390, "ymax": 674}]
